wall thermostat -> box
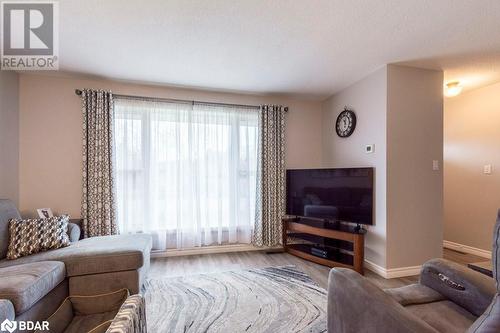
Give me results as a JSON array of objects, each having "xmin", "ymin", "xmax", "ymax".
[{"xmin": 365, "ymin": 144, "xmax": 375, "ymax": 153}]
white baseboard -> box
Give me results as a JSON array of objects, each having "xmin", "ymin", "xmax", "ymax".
[
  {"xmin": 385, "ymin": 265, "xmax": 422, "ymax": 278},
  {"xmin": 365, "ymin": 240, "xmax": 493, "ymax": 279},
  {"xmin": 443, "ymin": 240, "xmax": 491, "ymax": 259},
  {"xmin": 151, "ymin": 244, "xmax": 282, "ymax": 258},
  {"xmin": 364, "ymin": 260, "xmax": 421, "ymax": 279},
  {"xmin": 363, "ymin": 260, "xmax": 387, "ymax": 277}
]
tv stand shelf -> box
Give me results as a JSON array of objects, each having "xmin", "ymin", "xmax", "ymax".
[{"xmin": 282, "ymin": 216, "xmax": 365, "ymax": 274}]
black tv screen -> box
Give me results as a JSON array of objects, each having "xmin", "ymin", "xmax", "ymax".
[{"xmin": 286, "ymin": 167, "xmax": 373, "ymax": 225}]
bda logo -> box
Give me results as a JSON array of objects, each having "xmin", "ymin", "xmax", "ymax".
[
  {"xmin": 0, "ymin": 319, "xmax": 49, "ymax": 332},
  {"xmin": 0, "ymin": 319, "xmax": 17, "ymax": 333}
]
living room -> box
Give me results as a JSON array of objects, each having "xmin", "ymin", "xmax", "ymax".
[{"xmin": 0, "ymin": 1, "xmax": 499, "ymax": 332}]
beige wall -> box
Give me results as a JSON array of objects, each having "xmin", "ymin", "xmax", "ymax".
[
  {"xmin": 17, "ymin": 66, "xmax": 445, "ymax": 270},
  {"xmin": 322, "ymin": 66, "xmax": 388, "ymax": 267},
  {"xmin": 322, "ymin": 65, "xmax": 443, "ymax": 270},
  {"xmin": 18, "ymin": 73, "xmax": 323, "ymax": 217},
  {"xmin": 0, "ymin": 71, "xmax": 19, "ymax": 205},
  {"xmin": 386, "ymin": 65, "xmax": 443, "ymax": 269},
  {"xmin": 444, "ymin": 81, "xmax": 500, "ymax": 251}
]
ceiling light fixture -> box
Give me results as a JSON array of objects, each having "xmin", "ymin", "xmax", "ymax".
[{"xmin": 445, "ymin": 81, "xmax": 463, "ymax": 97}]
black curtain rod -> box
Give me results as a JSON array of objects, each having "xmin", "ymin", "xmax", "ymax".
[{"xmin": 74, "ymin": 89, "xmax": 288, "ymax": 112}]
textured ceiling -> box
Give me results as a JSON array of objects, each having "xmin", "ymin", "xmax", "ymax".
[{"xmin": 59, "ymin": 0, "xmax": 500, "ymax": 99}]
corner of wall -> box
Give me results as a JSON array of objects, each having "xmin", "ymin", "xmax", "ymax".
[
  {"xmin": 321, "ymin": 65, "xmax": 444, "ymax": 272},
  {"xmin": 385, "ymin": 65, "xmax": 444, "ymax": 269},
  {"xmin": 319, "ymin": 67, "xmax": 389, "ymax": 269}
]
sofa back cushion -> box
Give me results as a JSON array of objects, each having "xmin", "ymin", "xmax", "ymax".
[
  {"xmin": 7, "ymin": 215, "xmax": 71, "ymax": 260},
  {"xmin": 0, "ymin": 200, "xmax": 21, "ymax": 259},
  {"xmin": 466, "ymin": 209, "xmax": 500, "ymax": 333}
]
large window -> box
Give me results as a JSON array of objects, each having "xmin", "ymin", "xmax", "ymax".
[{"xmin": 114, "ymin": 98, "xmax": 259, "ymax": 250}]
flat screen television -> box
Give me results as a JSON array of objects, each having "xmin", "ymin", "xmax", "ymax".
[{"xmin": 286, "ymin": 167, "xmax": 373, "ymax": 225}]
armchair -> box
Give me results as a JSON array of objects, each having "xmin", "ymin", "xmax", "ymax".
[{"xmin": 327, "ymin": 209, "xmax": 500, "ymax": 333}]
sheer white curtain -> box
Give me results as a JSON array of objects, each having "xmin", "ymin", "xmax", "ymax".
[{"xmin": 114, "ymin": 98, "xmax": 259, "ymax": 250}]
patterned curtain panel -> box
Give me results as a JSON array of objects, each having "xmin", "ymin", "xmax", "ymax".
[
  {"xmin": 80, "ymin": 89, "xmax": 118, "ymax": 237},
  {"xmin": 253, "ymin": 105, "xmax": 286, "ymax": 246}
]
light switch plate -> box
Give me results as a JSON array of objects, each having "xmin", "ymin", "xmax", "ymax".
[
  {"xmin": 484, "ymin": 164, "xmax": 492, "ymax": 174},
  {"xmin": 432, "ymin": 160, "xmax": 439, "ymax": 171},
  {"xmin": 365, "ymin": 144, "xmax": 375, "ymax": 154}
]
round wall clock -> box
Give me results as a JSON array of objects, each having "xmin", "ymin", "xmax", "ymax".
[{"xmin": 336, "ymin": 108, "xmax": 356, "ymax": 138}]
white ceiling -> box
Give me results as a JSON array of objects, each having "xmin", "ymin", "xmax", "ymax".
[{"xmin": 59, "ymin": 0, "xmax": 500, "ymax": 100}]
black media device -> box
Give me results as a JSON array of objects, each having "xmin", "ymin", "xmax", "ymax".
[{"xmin": 286, "ymin": 167, "xmax": 374, "ymax": 226}]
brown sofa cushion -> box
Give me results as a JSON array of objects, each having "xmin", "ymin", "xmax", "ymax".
[
  {"xmin": 40, "ymin": 289, "xmax": 130, "ymax": 333},
  {"xmin": 0, "ymin": 261, "xmax": 65, "ymax": 315},
  {"xmin": 7, "ymin": 216, "xmax": 71, "ymax": 260},
  {"xmin": 0, "ymin": 234, "xmax": 152, "ymax": 277}
]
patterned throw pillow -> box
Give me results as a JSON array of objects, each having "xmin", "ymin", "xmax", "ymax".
[{"xmin": 7, "ymin": 215, "xmax": 71, "ymax": 260}]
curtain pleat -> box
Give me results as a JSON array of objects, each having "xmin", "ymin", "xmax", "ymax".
[
  {"xmin": 253, "ymin": 105, "xmax": 286, "ymax": 246},
  {"xmin": 81, "ymin": 89, "xmax": 118, "ymax": 237}
]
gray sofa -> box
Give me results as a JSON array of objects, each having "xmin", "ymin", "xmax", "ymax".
[
  {"xmin": 0, "ymin": 199, "xmax": 152, "ymax": 326},
  {"xmin": 328, "ymin": 209, "xmax": 500, "ymax": 333}
]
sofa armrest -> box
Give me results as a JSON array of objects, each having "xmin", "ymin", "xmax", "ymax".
[
  {"xmin": 0, "ymin": 299, "xmax": 15, "ymax": 321},
  {"xmin": 420, "ymin": 258, "xmax": 496, "ymax": 316},
  {"xmin": 67, "ymin": 222, "xmax": 81, "ymax": 242},
  {"xmin": 106, "ymin": 294, "xmax": 147, "ymax": 333},
  {"xmin": 328, "ymin": 268, "xmax": 438, "ymax": 333}
]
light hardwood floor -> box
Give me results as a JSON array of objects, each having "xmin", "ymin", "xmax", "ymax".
[{"xmin": 150, "ymin": 248, "xmax": 486, "ymax": 289}]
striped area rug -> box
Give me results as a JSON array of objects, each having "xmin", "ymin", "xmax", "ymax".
[{"xmin": 144, "ymin": 266, "xmax": 327, "ymax": 333}]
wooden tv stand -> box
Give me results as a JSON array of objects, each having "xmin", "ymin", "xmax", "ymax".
[{"xmin": 282, "ymin": 216, "xmax": 365, "ymax": 275}]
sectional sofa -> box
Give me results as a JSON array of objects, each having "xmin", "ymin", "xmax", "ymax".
[{"xmin": 0, "ymin": 199, "xmax": 152, "ymax": 326}]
